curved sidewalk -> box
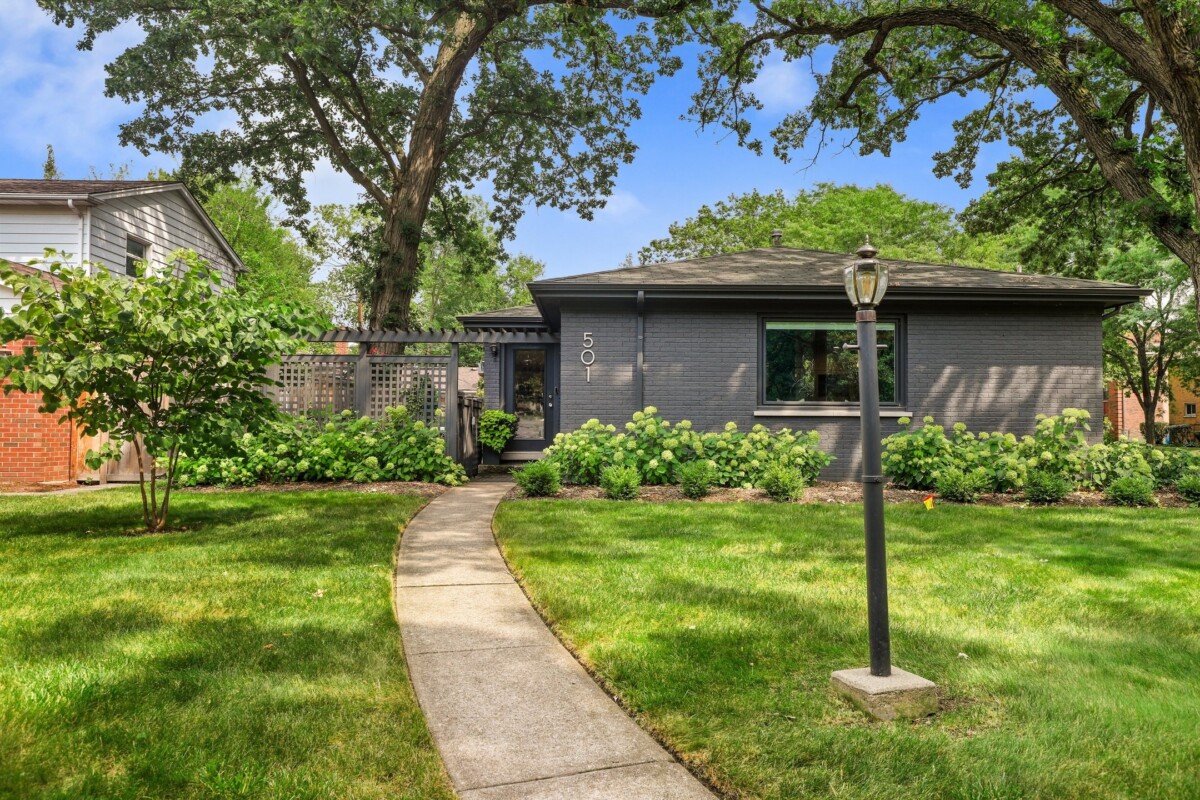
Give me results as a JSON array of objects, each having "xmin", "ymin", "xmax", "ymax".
[{"xmin": 395, "ymin": 478, "xmax": 714, "ymax": 800}]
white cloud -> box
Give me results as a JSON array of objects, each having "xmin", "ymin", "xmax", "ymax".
[
  {"xmin": 304, "ymin": 159, "xmax": 366, "ymax": 208},
  {"xmin": 0, "ymin": 2, "xmax": 169, "ymax": 175},
  {"xmin": 595, "ymin": 188, "xmax": 647, "ymax": 220},
  {"xmin": 750, "ymin": 54, "xmax": 814, "ymax": 115}
]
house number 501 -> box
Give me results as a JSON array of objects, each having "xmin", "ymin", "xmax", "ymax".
[{"xmin": 581, "ymin": 332, "xmax": 595, "ymax": 382}]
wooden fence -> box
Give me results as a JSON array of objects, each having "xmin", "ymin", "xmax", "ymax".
[{"xmin": 265, "ymin": 354, "xmax": 450, "ymax": 426}]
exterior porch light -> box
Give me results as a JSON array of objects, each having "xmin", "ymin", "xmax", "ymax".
[{"xmin": 831, "ymin": 238, "xmax": 938, "ymax": 720}]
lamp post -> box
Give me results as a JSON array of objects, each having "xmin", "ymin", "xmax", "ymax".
[
  {"xmin": 830, "ymin": 239, "xmax": 938, "ymax": 720},
  {"xmin": 843, "ymin": 239, "xmax": 891, "ymax": 677}
]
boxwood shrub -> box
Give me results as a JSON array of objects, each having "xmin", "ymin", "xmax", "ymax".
[
  {"xmin": 936, "ymin": 467, "xmax": 990, "ymax": 503},
  {"xmin": 514, "ymin": 460, "xmax": 562, "ymax": 497},
  {"xmin": 600, "ymin": 465, "xmax": 641, "ymax": 500},
  {"xmin": 1176, "ymin": 473, "xmax": 1200, "ymax": 504},
  {"xmin": 1105, "ymin": 474, "xmax": 1156, "ymax": 507},
  {"xmin": 759, "ymin": 463, "xmax": 805, "ymax": 502},
  {"xmin": 1023, "ymin": 470, "xmax": 1073, "ymax": 503},
  {"xmin": 177, "ymin": 408, "xmax": 466, "ymax": 487},
  {"xmin": 678, "ymin": 459, "xmax": 716, "ymax": 499}
]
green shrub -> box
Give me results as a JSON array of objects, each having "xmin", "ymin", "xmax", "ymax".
[
  {"xmin": 177, "ymin": 408, "xmax": 466, "ymax": 487},
  {"xmin": 514, "ymin": 460, "xmax": 562, "ymax": 497},
  {"xmin": 936, "ymin": 467, "xmax": 990, "ymax": 503},
  {"xmin": 479, "ymin": 409, "xmax": 518, "ymax": 452},
  {"xmin": 1147, "ymin": 446, "xmax": 1189, "ymax": 488},
  {"xmin": 1105, "ymin": 475, "xmax": 1156, "ymax": 507},
  {"xmin": 881, "ymin": 417, "xmax": 953, "ymax": 489},
  {"xmin": 1083, "ymin": 439, "xmax": 1153, "ymax": 489},
  {"xmin": 543, "ymin": 408, "xmax": 833, "ymax": 489},
  {"xmin": 1019, "ymin": 409, "xmax": 1091, "ymax": 484},
  {"xmin": 1023, "ymin": 470, "xmax": 1073, "ymax": 503},
  {"xmin": 759, "ymin": 463, "xmax": 805, "ymax": 502},
  {"xmin": 1174, "ymin": 473, "xmax": 1200, "ymax": 504},
  {"xmin": 678, "ymin": 459, "xmax": 716, "ymax": 499},
  {"xmin": 600, "ymin": 465, "xmax": 641, "ymax": 500},
  {"xmin": 950, "ymin": 425, "xmax": 1026, "ymax": 492}
]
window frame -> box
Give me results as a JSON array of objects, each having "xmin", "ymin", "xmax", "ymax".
[
  {"xmin": 757, "ymin": 313, "xmax": 906, "ymax": 410},
  {"xmin": 124, "ymin": 234, "xmax": 150, "ymax": 277},
  {"xmin": 1186, "ymin": 402, "xmax": 1197, "ymax": 418}
]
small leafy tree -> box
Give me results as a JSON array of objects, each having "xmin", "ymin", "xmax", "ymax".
[{"xmin": 0, "ymin": 252, "xmax": 320, "ymax": 531}]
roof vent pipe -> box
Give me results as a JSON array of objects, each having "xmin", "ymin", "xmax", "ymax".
[{"xmin": 770, "ymin": 229, "xmax": 783, "ymax": 247}]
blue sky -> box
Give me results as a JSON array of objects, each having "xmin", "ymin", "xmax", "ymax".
[{"xmin": 0, "ymin": 2, "xmax": 1013, "ymax": 279}]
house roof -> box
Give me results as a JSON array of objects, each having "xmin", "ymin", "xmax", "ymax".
[
  {"xmin": 0, "ymin": 179, "xmax": 245, "ymax": 274},
  {"xmin": 458, "ymin": 303, "xmax": 547, "ymax": 329},
  {"xmin": 530, "ymin": 247, "xmax": 1146, "ymax": 301},
  {"xmin": 0, "ymin": 179, "xmax": 168, "ymax": 196}
]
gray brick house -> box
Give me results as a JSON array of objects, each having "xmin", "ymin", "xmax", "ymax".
[{"xmin": 460, "ymin": 245, "xmax": 1146, "ymax": 478}]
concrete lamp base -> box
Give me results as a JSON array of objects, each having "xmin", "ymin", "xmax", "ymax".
[{"xmin": 831, "ymin": 667, "xmax": 938, "ymax": 721}]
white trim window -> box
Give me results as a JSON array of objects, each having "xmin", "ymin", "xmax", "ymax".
[{"xmin": 125, "ymin": 235, "xmax": 149, "ymax": 277}]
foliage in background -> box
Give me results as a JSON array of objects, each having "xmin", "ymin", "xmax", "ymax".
[
  {"xmin": 545, "ymin": 408, "xmax": 833, "ymax": 489},
  {"xmin": 883, "ymin": 410, "xmax": 1200, "ymax": 497},
  {"xmin": 479, "ymin": 410, "xmax": 519, "ymax": 453},
  {"xmin": 692, "ymin": 2, "xmax": 1200, "ymax": 333},
  {"xmin": 1098, "ymin": 237, "xmax": 1200, "ymax": 444},
  {"xmin": 176, "ymin": 409, "xmax": 465, "ymax": 487},
  {"xmin": 600, "ymin": 465, "xmax": 641, "ymax": 500},
  {"xmin": 313, "ymin": 198, "xmax": 543, "ymax": 361},
  {"xmin": 513, "ymin": 460, "xmax": 562, "ymax": 497},
  {"xmin": 639, "ymin": 184, "xmax": 1019, "ymax": 268},
  {"xmin": 198, "ymin": 180, "xmax": 325, "ymax": 314},
  {"xmin": 0, "ymin": 253, "xmax": 317, "ymax": 531},
  {"xmin": 42, "ymin": 0, "xmax": 696, "ymax": 336}
]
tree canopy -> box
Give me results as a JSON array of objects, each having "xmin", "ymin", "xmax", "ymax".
[
  {"xmin": 40, "ymin": 0, "xmax": 695, "ymax": 335},
  {"xmin": 692, "ymin": 1, "xmax": 1200, "ymax": 327},
  {"xmin": 197, "ymin": 181, "xmax": 323, "ymax": 312},
  {"xmin": 639, "ymin": 183, "xmax": 1021, "ymax": 268}
]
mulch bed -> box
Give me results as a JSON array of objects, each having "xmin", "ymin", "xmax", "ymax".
[
  {"xmin": 508, "ymin": 481, "xmax": 1194, "ymax": 508},
  {"xmin": 180, "ymin": 480, "xmax": 449, "ymax": 499}
]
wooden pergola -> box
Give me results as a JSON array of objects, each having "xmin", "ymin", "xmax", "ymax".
[{"xmin": 304, "ymin": 327, "xmax": 559, "ymax": 464}]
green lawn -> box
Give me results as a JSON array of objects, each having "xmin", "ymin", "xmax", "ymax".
[
  {"xmin": 494, "ymin": 500, "xmax": 1200, "ymax": 800},
  {"xmin": 0, "ymin": 488, "xmax": 455, "ymax": 800}
]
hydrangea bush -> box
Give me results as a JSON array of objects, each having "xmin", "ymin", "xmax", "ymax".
[
  {"xmin": 177, "ymin": 408, "xmax": 466, "ymax": 487},
  {"xmin": 883, "ymin": 408, "xmax": 1200, "ymax": 495},
  {"xmin": 544, "ymin": 407, "xmax": 833, "ymax": 489}
]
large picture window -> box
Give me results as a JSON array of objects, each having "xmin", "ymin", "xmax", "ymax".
[{"xmin": 762, "ymin": 320, "xmax": 899, "ymax": 405}]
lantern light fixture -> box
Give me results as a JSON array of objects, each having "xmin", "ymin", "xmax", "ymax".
[{"xmin": 843, "ymin": 238, "xmax": 889, "ymax": 309}]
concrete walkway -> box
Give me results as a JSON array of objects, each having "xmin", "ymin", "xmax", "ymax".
[{"xmin": 395, "ymin": 478, "xmax": 714, "ymax": 800}]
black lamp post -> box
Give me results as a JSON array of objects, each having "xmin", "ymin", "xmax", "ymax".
[{"xmin": 843, "ymin": 239, "xmax": 892, "ymax": 678}]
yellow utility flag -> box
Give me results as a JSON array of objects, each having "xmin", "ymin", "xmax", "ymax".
[{"xmin": 922, "ymin": 495, "xmax": 935, "ymax": 510}]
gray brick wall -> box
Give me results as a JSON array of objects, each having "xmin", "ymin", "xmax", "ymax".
[
  {"xmin": 559, "ymin": 303, "xmax": 638, "ymax": 429},
  {"xmin": 554, "ymin": 302, "xmax": 1104, "ymax": 480}
]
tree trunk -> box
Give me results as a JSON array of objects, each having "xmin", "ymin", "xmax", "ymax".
[{"xmin": 367, "ymin": 12, "xmax": 491, "ymax": 350}]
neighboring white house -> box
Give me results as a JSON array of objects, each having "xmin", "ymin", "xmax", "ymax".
[
  {"xmin": 0, "ymin": 179, "xmax": 243, "ymax": 312},
  {"xmin": 0, "ymin": 179, "xmax": 244, "ymax": 485}
]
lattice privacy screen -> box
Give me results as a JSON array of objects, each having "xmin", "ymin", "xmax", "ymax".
[{"xmin": 267, "ymin": 354, "xmax": 450, "ymax": 425}]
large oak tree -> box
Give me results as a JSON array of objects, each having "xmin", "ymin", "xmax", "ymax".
[
  {"xmin": 693, "ymin": 1, "xmax": 1200, "ymax": 326},
  {"xmin": 41, "ymin": 0, "xmax": 694, "ymax": 334}
]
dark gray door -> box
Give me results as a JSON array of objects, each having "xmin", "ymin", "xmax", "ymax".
[{"xmin": 505, "ymin": 345, "xmax": 559, "ymax": 451}]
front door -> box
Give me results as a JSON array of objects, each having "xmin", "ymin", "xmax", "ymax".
[{"xmin": 505, "ymin": 345, "xmax": 559, "ymax": 451}]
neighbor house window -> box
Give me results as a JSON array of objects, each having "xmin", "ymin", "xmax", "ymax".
[
  {"xmin": 1187, "ymin": 403, "xmax": 1197, "ymax": 417},
  {"xmin": 125, "ymin": 236, "xmax": 148, "ymax": 277},
  {"xmin": 762, "ymin": 320, "xmax": 899, "ymax": 405}
]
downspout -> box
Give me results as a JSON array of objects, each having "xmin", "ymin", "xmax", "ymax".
[
  {"xmin": 66, "ymin": 199, "xmax": 90, "ymax": 274},
  {"xmin": 636, "ymin": 290, "xmax": 645, "ymax": 409}
]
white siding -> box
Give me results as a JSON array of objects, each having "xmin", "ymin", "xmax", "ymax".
[
  {"xmin": 88, "ymin": 191, "xmax": 236, "ymax": 286},
  {"xmin": 0, "ymin": 282, "xmax": 15, "ymax": 315},
  {"xmin": 0, "ymin": 207, "xmax": 82, "ymax": 267}
]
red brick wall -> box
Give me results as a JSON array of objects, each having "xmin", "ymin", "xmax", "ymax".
[{"xmin": 0, "ymin": 337, "xmax": 75, "ymax": 483}]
